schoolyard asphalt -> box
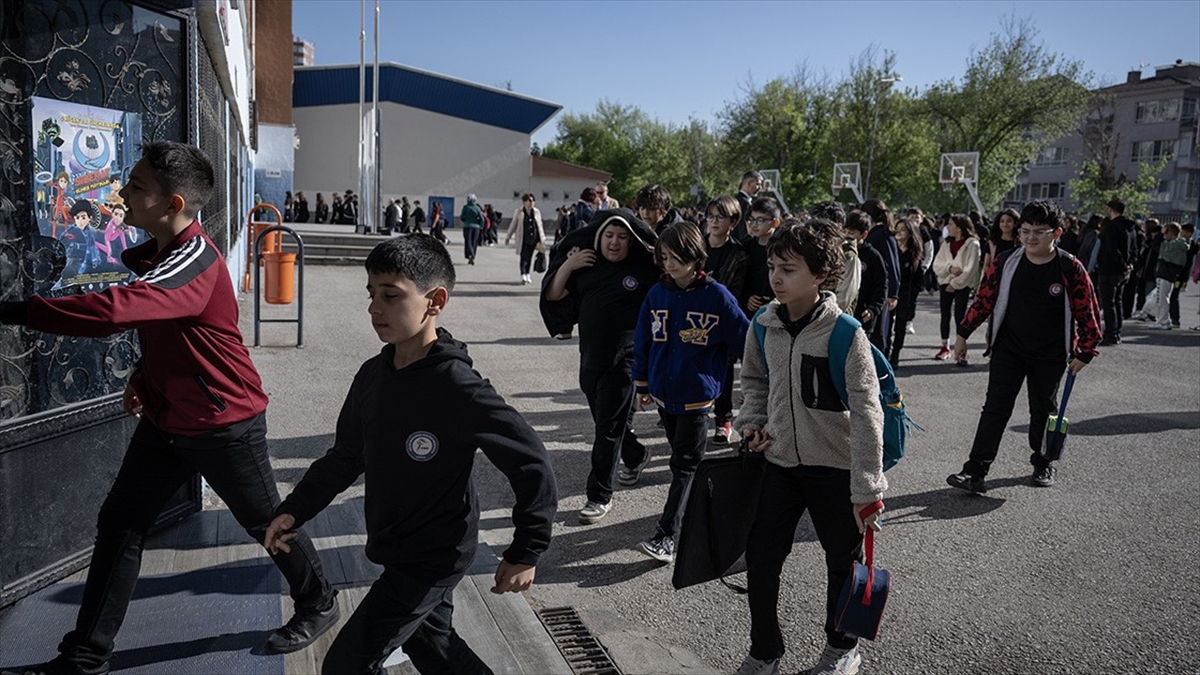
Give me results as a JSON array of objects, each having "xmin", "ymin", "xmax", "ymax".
[{"xmin": 241, "ymin": 232, "xmax": 1200, "ymax": 675}]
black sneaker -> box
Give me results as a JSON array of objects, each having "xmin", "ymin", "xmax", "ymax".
[
  {"xmin": 265, "ymin": 597, "xmax": 341, "ymax": 654},
  {"xmin": 1031, "ymin": 465, "xmax": 1056, "ymax": 488},
  {"xmin": 637, "ymin": 535, "xmax": 676, "ymax": 564},
  {"xmin": 946, "ymin": 472, "xmax": 987, "ymax": 493}
]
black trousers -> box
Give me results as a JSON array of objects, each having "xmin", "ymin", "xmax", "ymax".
[
  {"xmin": 519, "ymin": 241, "xmax": 536, "ymax": 275},
  {"xmin": 1096, "ymin": 274, "xmax": 1126, "ymax": 339},
  {"xmin": 58, "ymin": 414, "xmax": 333, "ymax": 672},
  {"xmin": 889, "ymin": 296, "xmax": 916, "ymax": 364},
  {"xmin": 939, "ymin": 285, "xmax": 972, "ymax": 341},
  {"xmin": 463, "ymin": 227, "xmax": 480, "ymax": 261},
  {"xmin": 654, "ymin": 411, "xmax": 710, "ymax": 539},
  {"xmin": 1169, "ymin": 282, "xmax": 1183, "ymax": 324},
  {"xmin": 746, "ymin": 463, "xmax": 863, "ymax": 660},
  {"xmin": 963, "ymin": 348, "xmax": 1065, "ymax": 477},
  {"xmin": 580, "ymin": 365, "xmax": 647, "ymax": 504},
  {"xmin": 322, "ymin": 566, "xmax": 491, "ymax": 675}
]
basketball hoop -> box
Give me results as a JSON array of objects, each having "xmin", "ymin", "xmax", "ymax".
[{"xmin": 952, "ymin": 176, "xmax": 961, "ymax": 184}]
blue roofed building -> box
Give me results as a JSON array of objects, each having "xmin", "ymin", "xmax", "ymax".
[{"xmin": 292, "ymin": 63, "xmax": 605, "ymax": 226}]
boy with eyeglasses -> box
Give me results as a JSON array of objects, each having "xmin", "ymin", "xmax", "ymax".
[
  {"xmin": 743, "ymin": 197, "xmax": 783, "ymax": 316},
  {"xmin": 947, "ymin": 200, "xmax": 1102, "ymax": 493},
  {"xmin": 703, "ymin": 196, "xmax": 751, "ymax": 445}
]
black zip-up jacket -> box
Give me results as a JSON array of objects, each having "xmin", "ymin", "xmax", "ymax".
[
  {"xmin": 278, "ymin": 329, "xmax": 557, "ymax": 586},
  {"xmin": 1096, "ymin": 215, "xmax": 1136, "ymax": 276}
]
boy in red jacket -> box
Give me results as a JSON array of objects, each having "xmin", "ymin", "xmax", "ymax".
[{"xmin": 0, "ymin": 142, "xmax": 336, "ymax": 675}]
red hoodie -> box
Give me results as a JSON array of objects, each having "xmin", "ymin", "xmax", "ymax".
[{"xmin": 22, "ymin": 221, "xmax": 268, "ymax": 435}]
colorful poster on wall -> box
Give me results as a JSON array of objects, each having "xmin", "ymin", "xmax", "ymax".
[{"xmin": 29, "ymin": 96, "xmax": 142, "ymax": 290}]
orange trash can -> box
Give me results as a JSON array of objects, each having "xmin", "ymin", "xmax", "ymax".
[{"xmin": 263, "ymin": 251, "xmax": 297, "ymax": 304}]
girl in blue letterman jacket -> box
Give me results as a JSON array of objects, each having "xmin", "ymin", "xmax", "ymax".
[{"xmin": 630, "ymin": 222, "xmax": 749, "ymax": 561}]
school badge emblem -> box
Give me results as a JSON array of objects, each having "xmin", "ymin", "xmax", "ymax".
[
  {"xmin": 406, "ymin": 431, "xmax": 439, "ymax": 462},
  {"xmin": 622, "ymin": 275, "xmax": 639, "ymax": 291},
  {"xmin": 1049, "ymin": 283, "xmax": 1064, "ymax": 297}
]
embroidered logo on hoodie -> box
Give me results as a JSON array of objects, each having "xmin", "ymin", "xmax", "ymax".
[{"xmin": 406, "ymin": 431, "xmax": 439, "ymax": 462}]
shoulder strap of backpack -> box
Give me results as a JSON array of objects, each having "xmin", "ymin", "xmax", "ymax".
[
  {"xmin": 751, "ymin": 305, "xmax": 769, "ymax": 373},
  {"xmin": 828, "ymin": 312, "xmax": 862, "ymax": 406}
]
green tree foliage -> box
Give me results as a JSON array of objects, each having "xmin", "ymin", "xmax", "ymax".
[
  {"xmin": 922, "ymin": 16, "xmax": 1090, "ymax": 211},
  {"xmin": 541, "ymin": 101, "xmax": 722, "ymax": 207},
  {"xmin": 543, "ymin": 15, "xmax": 1092, "ymax": 217},
  {"xmin": 717, "ymin": 67, "xmax": 835, "ymax": 209},
  {"xmin": 1067, "ymin": 91, "xmax": 1169, "ymax": 216}
]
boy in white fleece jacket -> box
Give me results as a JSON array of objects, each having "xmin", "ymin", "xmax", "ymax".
[{"xmin": 733, "ymin": 218, "xmax": 887, "ymax": 675}]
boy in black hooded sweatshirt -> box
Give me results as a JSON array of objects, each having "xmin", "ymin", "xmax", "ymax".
[{"xmin": 264, "ymin": 235, "xmax": 558, "ymax": 674}]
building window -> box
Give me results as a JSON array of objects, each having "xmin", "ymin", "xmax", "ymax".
[
  {"xmin": 1034, "ymin": 146, "xmax": 1069, "ymax": 166},
  {"xmin": 1182, "ymin": 98, "xmax": 1198, "ymax": 125},
  {"xmin": 1183, "ymin": 172, "xmax": 1200, "ymax": 201},
  {"xmin": 1131, "ymin": 139, "xmax": 1176, "ymax": 162},
  {"xmin": 1135, "ymin": 98, "xmax": 1181, "ymax": 124},
  {"xmin": 1006, "ymin": 183, "xmax": 1030, "ymax": 203},
  {"xmin": 1154, "ymin": 180, "xmax": 1172, "ymax": 203}
]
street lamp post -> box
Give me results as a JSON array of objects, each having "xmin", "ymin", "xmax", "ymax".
[{"xmin": 864, "ymin": 74, "xmax": 902, "ymax": 202}]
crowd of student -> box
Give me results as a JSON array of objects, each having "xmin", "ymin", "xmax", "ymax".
[{"xmin": 1, "ymin": 143, "xmax": 1195, "ymax": 675}]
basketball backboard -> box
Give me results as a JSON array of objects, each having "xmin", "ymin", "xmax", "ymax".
[
  {"xmin": 831, "ymin": 163, "xmax": 863, "ymax": 203},
  {"xmin": 756, "ymin": 169, "xmax": 790, "ymax": 215},
  {"xmin": 758, "ymin": 169, "xmax": 781, "ymax": 193},
  {"xmin": 939, "ymin": 152, "xmax": 980, "ymax": 185}
]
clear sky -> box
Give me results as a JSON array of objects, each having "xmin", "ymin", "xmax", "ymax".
[{"xmin": 292, "ymin": 0, "xmax": 1200, "ymax": 147}]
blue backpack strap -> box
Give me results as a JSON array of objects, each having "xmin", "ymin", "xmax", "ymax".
[
  {"xmin": 752, "ymin": 305, "xmax": 770, "ymax": 372},
  {"xmin": 828, "ymin": 312, "xmax": 862, "ymax": 406}
]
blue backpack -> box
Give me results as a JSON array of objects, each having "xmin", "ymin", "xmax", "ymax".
[{"xmin": 751, "ymin": 306, "xmax": 918, "ymax": 471}]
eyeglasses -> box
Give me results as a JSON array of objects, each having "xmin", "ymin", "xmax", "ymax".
[
  {"xmin": 746, "ymin": 217, "xmax": 775, "ymax": 226},
  {"xmin": 705, "ymin": 214, "xmax": 731, "ymax": 222},
  {"xmin": 1017, "ymin": 228, "xmax": 1055, "ymax": 238}
]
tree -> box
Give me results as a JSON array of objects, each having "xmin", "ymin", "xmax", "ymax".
[
  {"xmin": 921, "ymin": 15, "xmax": 1090, "ymax": 212},
  {"xmin": 542, "ymin": 101, "xmax": 723, "ymax": 207},
  {"xmin": 716, "ymin": 66, "xmax": 836, "ymax": 211},
  {"xmin": 820, "ymin": 49, "xmax": 940, "ymax": 210}
]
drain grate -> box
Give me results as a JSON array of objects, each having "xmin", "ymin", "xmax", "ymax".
[{"xmin": 536, "ymin": 606, "xmax": 622, "ymax": 675}]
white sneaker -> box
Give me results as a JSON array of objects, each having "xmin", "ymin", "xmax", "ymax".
[
  {"xmin": 1148, "ymin": 323, "xmax": 1172, "ymax": 330},
  {"xmin": 735, "ymin": 654, "xmax": 780, "ymax": 675},
  {"xmin": 810, "ymin": 644, "xmax": 861, "ymax": 675},
  {"xmin": 905, "ymin": 321, "xmax": 915, "ymax": 334},
  {"xmin": 578, "ymin": 500, "xmax": 612, "ymax": 524}
]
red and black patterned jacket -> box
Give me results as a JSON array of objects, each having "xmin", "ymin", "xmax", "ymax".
[
  {"xmin": 958, "ymin": 247, "xmax": 1102, "ymax": 363},
  {"xmin": 3, "ymin": 221, "xmax": 268, "ymax": 435}
]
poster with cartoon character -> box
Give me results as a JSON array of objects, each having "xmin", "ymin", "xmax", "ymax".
[{"xmin": 30, "ymin": 96, "xmax": 141, "ymax": 290}]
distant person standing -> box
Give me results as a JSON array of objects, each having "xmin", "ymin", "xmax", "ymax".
[
  {"xmin": 505, "ymin": 193, "xmax": 546, "ymax": 284},
  {"xmin": 314, "ymin": 193, "xmax": 328, "ymax": 223},
  {"xmin": 1096, "ymin": 197, "xmax": 1137, "ymax": 345},
  {"xmin": 733, "ymin": 170, "xmax": 763, "ymax": 242},
  {"xmin": 331, "ymin": 193, "xmax": 344, "ymax": 225},
  {"xmin": 460, "ymin": 194, "xmax": 484, "ymax": 265},
  {"xmin": 597, "ymin": 182, "xmax": 620, "ymax": 210},
  {"xmin": 860, "ymin": 199, "xmax": 901, "ymax": 355},
  {"xmin": 384, "ymin": 199, "xmax": 401, "ymax": 235},
  {"xmin": 283, "ymin": 190, "xmax": 294, "ymax": 222},
  {"xmin": 574, "ymin": 187, "xmax": 600, "ymax": 232},
  {"xmin": 294, "ymin": 191, "xmax": 310, "ymax": 223},
  {"xmin": 429, "ymin": 201, "xmax": 448, "ymax": 243},
  {"xmin": 411, "ymin": 200, "xmax": 426, "ymax": 235},
  {"xmin": 400, "ymin": 197, "xmax": 412, "ymax": 234}
]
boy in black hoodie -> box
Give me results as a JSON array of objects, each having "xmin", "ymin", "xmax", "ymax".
[{"xmin": 264, "ymin": 235, "xmax": 558, "ymax": 674}]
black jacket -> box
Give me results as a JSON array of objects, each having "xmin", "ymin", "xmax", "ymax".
[
  {"xmin": 1096, "ymin": 216, "xmax": 1136, "ymax": 276},
  {"xmin": 855, "ymin": 241, "xmax": 888, "ymax": 333},
  {"xmin": 540, "ymin": 208, "xmax": 658, "ymax": 337},
  {"xmin": 278, "ymin": 329, "xmax": 558, "ymax": 586}
]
